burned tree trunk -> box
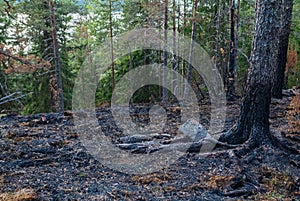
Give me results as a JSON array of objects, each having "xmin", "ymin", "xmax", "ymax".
[
  {"xmin": 227, "ymin": 0, "xmax": 237, "ymax": 101},
  {"xmin": 272, "ymin": 0, "xmax": 294, "ymax": 99},
  {"xmin": 49, "ymin": 0, "xmax": 64, "ymax": 113},
  {"xmin": 162, "ymin": 0, "xmax": 169, "ymax": 101},
  {"xmin": 184, "ymin": 0, "xmax": 198, "ymax": 98},
  {"xmin": 220, "ymin": 0, "xmax": 281, "ymax": 148}
]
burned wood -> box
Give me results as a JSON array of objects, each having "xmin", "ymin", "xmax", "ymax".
[
  {"xmin": 222, "ymin": 188, "xmax": 253, "ymax": 197},
  {"xmin": 117, "ymin": 137, "xmax": 238, "ymax": 154}
]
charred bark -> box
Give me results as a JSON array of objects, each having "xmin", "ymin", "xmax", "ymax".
[
  {"xmin": 220, "ymin": 0, "xmax": 281, "ymax": 148},
  {"xmin": 49, "ymin": 0, "xmax": 64, "ymax": 113},
  {"xmin": 227, "ymin": 0, "xmax": 237, "ymax": 101},
  {"xmin": 272, "ymin": 0, "xmax": 294, "ymax": 99}
]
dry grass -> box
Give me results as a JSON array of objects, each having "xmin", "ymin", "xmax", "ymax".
[
  {"xmin": 286, "ymin": 91, "xmax": 300, "ymax": 138},
  {"xmin": 249, "ymin": 166, "xmax": 297, "ymax": 200},
  {"xmin": 0, "ymin": 188, "xmax": 38, "ymax": 201},
  {"xmin": 198, "ymin": 174, "xmax": 235, "ymax": 190},
  {"xmin": 132, "ymin": 173, "xmax": 171, "ymax": 185}
]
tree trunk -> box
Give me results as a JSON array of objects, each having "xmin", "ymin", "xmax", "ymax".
[
  {"xmin": 272, "ymin": 0, "xmax": 294, "ymax": 99},
  {"xmin": 172, "ymin": 0, "xmax": 176, "ymax": 94},
  {"xmin": 109, "ymin": 0, "xmax": 115, "ymax": 92},
  {"xmin": 181, "ymin": 0, "xmax": 187, "ymax": 98},
  {"xmin": 234, "ymin": 0, "xmax": 240, "ymax": 95},
  {"xmin": 49, "ymin": 0, "xmax": 64, "ymax": 113},
  {"xmin": 184, "ymin": 0, "xmax": 198, "ymax": 98},
  {"xmin": 162, "ymin": 0, "xmax": 169, "ymax": 102},
  {"xmin": 214, "ymin": 0, "xmax": 221, "ymax": 77},
  {"xmin": 227, "ymin": 0, "xmax": 237, "ymax": 100},
  {"xmin": 220, "ymin": 0, "xmax": 281, "ymax": 147}
]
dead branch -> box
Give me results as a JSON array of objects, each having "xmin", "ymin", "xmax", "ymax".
[
  {"xmin": 0, "ymin": 92, "xmax": 33, "ymax": 105},
  {"xmin": 0, "ymin": 49, "xmax": 33, "ymax": 66}
]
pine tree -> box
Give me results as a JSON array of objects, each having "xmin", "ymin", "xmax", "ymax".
[{"xmin": 220, "ymin": 0, "xmax": 282, "ymax": 148}]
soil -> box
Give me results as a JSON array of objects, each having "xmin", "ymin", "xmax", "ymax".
[{"xmin": 0, "ymin": 90, "xmax": 299, "ymax": 201}]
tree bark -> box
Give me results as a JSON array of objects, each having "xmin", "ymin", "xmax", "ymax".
[
  {"xmin": 272, "ymin": 0, "xmax": 294, "ymax": 99},
  {"xmin": 227, "ymin": 0, "xmax": 237, "ymax": 100},
  {"xmin": 184, "ymin": 0, "xmax": 198, "ymax": 98},
  {"xmin": 220, "ymin": 0, "xmax": 281, "ymax": 147},
  {"xmin": 172, "ymin": 0, "xmax": 176, "ymax": 94},
  {"xmin": 214, "ymin": 0, "xmax": 221, "ymax": 78},
  {"xmin": 162, "ymin": 0, "xmax": 169, "ymax": 102},
  {"xmin": 109, "ymin": 0, "xmax": 115, "ymax": 92},
  {"xmin": 49, "ymin": 0, "xmax": 64, "ymax": 113}
]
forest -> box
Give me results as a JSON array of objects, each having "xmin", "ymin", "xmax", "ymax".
[{"xmin": 0, "ymin": 0, "xmax": 300, "ymax": 200}]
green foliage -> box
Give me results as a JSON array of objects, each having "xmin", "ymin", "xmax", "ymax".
[
  {"xmin": 14, "ymin": 0, "xmax": 79, "ymax": 114},
  {"xmin": 287, "ymin": 0, "xmax": 300, "ymax": 88},
  {"xmin": 1, "ymin": 0, "xmax": 300, "ymax": 114}
]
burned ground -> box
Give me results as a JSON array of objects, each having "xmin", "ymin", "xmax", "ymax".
[{"xmin": 0, "ymin": 90, "xmax": 299, "ymax": 201}]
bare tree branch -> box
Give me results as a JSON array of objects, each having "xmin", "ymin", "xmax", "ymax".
[
  {"xmin": 0, "ymin": 49, "xmax": 33, "ymax": 66},
  {"xmin": 0, "ymin": 92, "xmax": 33, "ymax": 105},
  {"xmin": 0, "ymin": 49, "xmax": 49, "ymax": 71}
]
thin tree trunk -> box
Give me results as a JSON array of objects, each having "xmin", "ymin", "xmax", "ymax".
[
  {"xmin": 214, "ymin": 0, "xmax": 223, "ymax": 82},
  {"xmin": 172, "ymin": 0, "xmax": 176, "ymax": 95},
  {"xmin": 214, "ymin": 0, "xmax": 220, "ymax": 67},
  {"xmin": 49, "ymin": 0, "xmax": 64, "ymax": 113},
  {"xmin": 109, "ymin": 0, "xmax": 115, "ymax": 91},
  {"xmin": 184, "ymin": 0, "xmax": 198, "ymax": 98},
  {"xmin": 181, "ymin": 0, "xmax": 187, "ymax": 98},
  {"xmin": 220, "ymin": 0, "xmax": 281, "ymax": 147},
  {"xmin": 176, "ymin": 0, "xmax": 181, "ymax": 97},
  {"xmin": 227, "ymin": 0, "xmax": 237, "ymax": 100},
  {"xmin": 162, "ymin": 0, "xmax": 169, "ymax": 102},
  {"xmin": 272, "ymin": 0, "xmax": 294, "ymax": 99},
  {"xmin": 234, "ymin": 0, "xmax": 240, "ymax": 95}
]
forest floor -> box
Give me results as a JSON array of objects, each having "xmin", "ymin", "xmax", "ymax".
[{"xmin": 0, "ymin": 90, "xmax": 300, "ymax": 201}]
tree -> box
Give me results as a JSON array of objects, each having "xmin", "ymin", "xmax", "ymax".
[
  {"xmin": 162, "ymin": 0, "xmax": 168, "ymax": 101},
  {"xmin": 9, "ymin": 0, "xmax": 78, "ymax": 114},
  {"xmin": 220, "ymin": 0, "xmax": 282, "ymax": 148},
  {"xmin": 109, "ymin": 0, "xmax": 115, "ymax": 91},
  {"xmin": 227, "ymin": 0, "xmax": 237, "ymax": 100},
  {"xmin": 49, "ymin": 0, "xmax": 64, "ymax": 113},
  {"xmin": 184, "ymin": 0, "xmax": 198, "ymax": 98},
  {"xmin": 272, "ymin": 0, "xmax": 294, "ymax": 99}
]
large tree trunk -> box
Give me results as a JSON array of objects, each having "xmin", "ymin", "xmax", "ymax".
[
  {"xmin": 220, "ymin": 0, "xmax": 281, "ymax": 147},
  {"xmin": 272, "ymin": 0, "xmax": 294, "ymax": 99}
]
